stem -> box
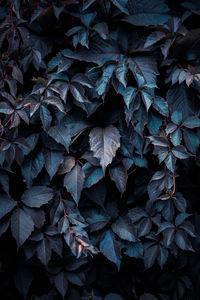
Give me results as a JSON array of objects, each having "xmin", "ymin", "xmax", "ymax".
[
  {"xmin": 21, "ymin": 104, "xmax": 31, "ymax": 110},
  {"xmin": 128, "ymin": 168, "xmax": 136, "ymax": 176},
  {"xmin": 0, "ymin": 114, "xmax": 13, "ymax": 133},
  {"xmin": 60, "ymin": 196, "xmax": 67, "ymax": 218},
  {"xmin": 172, "ymin": 176, "xmax": 176, "ymax": 195},
  {"xmin": 76, "ymin": 159, "xmax": 83, "ymax": 166}
]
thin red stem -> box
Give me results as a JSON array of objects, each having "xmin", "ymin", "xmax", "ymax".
[
  {"xmin": 21, "ymin": 104, "xmax": 31, "ymax": 110},
  {"xmin": 60, "ymin": 196, "xmax": 67, "ymax": 218}
]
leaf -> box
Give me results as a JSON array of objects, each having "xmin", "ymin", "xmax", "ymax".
[
  {"xmin": 43, "ymin": 97, "xmax": 65, "ymax": 113},
  {"xmin": 139, "ymin": 294, "xmax": 158, "ymax": 300},
  {"xmin": 83, "ymin": 163, "xmax": 103, "ymax": 188},
  {"xmin": 144, "ymin": 31, "xmax": 166, "ymax": 48},
  {"xmin": 183, "ymin": 116, "xmax": 200, "ymax": 128},
  {"xmin": 157, "ymin": 247, "xmax": 168, "ymax": 269},
  {"xmin": 170, "ymin": 128, "xmax": 182, "ymax": 146},
  {"xmin": 70, "ymin": 83, "xmax": 89, "ymax": 103},
  {"xmin": 0, "ymin": 171, "xmax": 9, "ymax": 194},
  {"xmin": 144, "ymin": 245, "xmax": 158, "ymax": 268},
  {"xmin": 23, "ymin": 133, "xmax": 40, "ymax": 155},
  {"xmin": 148, "ymin": 136, "xmax": 169, "ymax": 147},
  {"xmin": 180, "ymin": 221, "xmax": 196, "ymax": 237},
  {"xmin": 71, "ymin": 73, "xmax": 94, "ymax": 88},
  {"xmin": 175, "ymin": 213, "xmax": 191, "ymax": 226},
  {"xmin": 54, "ymin": 272, "xmax": 68, "ymax": 298},
  {"xmin": 57, "ymin": 156, "xmax": 76, "ymax": 175},
  {"xmin": 123, "ymin": 86, "xmax": 136, "ymax": 108},
  {"xmin": 127, "ymin": 208, "xmax": 148, "ymax": 223},
  {"xmin": 140, "ymin": 89, "xmax": 153, "ymax": 111},
  {"xmin": 21, "ymin": 186, "xmax": 54, "ymax": 208},
  {"xmin": 0, "ymin": 101, "xmax": 14, "ymax": 114},
  {"xmin": 89, "ymin": 125, "xmax": 121, "ymax": 174},
  {"xmin": 175, "ymin": 230, "xmax": 193, "ymax": 251},
  {"xmin": 129, "ymin": 56, "xmax": 158, "ymax": 87},
  {"xmin": 153, "ymin": 97, "xmax": 169, "ymax": 116},
  {"xmin": 96, "ymin": 64, "xmax": 116, "ymax": 96},
  {"xmin": 166, "ymin": 84, "xmax": 193, "ymax": 119},
  {"xmin": 105, "ymin": 294, "xmax": 124, "ymax": 300},
  {"xmin": 64, "ymin": 164, "xmax": 85, "ymax": 205},
  {"xmin": 37, "ymin": 238, "xmax": 51, "ymax": 265},
  {"xmin": 100, "ymin": 230, "xmax": 121, "ymax": 269},
  {"xmin": 82, "ymin": 0, "xmax": 96, "ymax": 10},
  {"xmin": 14, "ymin": 267, "xmax": 32, "ymax": 298},
  {"xmin": 124, "ymin": 0, "xmax": 169, "ymax": 26},
  {"xmin": 21, "ymin": 151, "xmax": 44, "ymax": 186},
  {"xmin": 0, "ymin": 194, "xmax": 17, "ymax": 219},
  {"xmin": 147, "ymin": 111, "xmax": 162, "ymax": 135},
  {"xmin": 48, "ymin": 125, "xmax": 71, "ymax": 151},
  {"xmin": 111, "ymin": 0, "xmax": 129, "ymax": 14},
  {"xmin": 93, "ymin": 22, "xmax": 109, "ymax": 40},
  {"xmin": 112, "ymin": 216, "xmax": 137, "ymax": 242},
  {"xmin": 138, "ymin": 218, "xmax": 152, "ymax": 237},
  {"xmin": 164, "ymin": 152, "xmax": 176, "ymax": 172},
  {"xmin": 124, "ymin": 241, "xmax": 143, "ymax": 258},
  {"xmin": 11, "ymin": 208, "xmax": 34, "ymax": 247},
  {"xmin": 44, "ymin": 150, "xmax": 64, "ymax": 179},
  {"xmin": 156, "ymin": 222, "xmax": 174, "ymax": 235},
  {"xmin": 183, "ymin": 129, "xmax": 200, "ymax": 154},
  {"xmin": 171, "ymin": 111, "xmax": 183, "ymax": 125},
  {"xmin": 109, "ymin": 163, "xmax": 127, "ymax": 195},
  {"xmin": 174, "ymin": 193, "xmax": 187, "ymax": 213},
  {"xmin": 115, "ymin": 59, "xmax": 128, "ymax": 88},
  {"xmin": 40, "ymin": 105, "xmax": 52, "ymax": 131},
  {"xmin": 12, "ymin": 65, "xmax": 23, "ymax": 84},
  {"xmin": 171, "ymin": 145, "xmax": 190, "ymax": 159}
]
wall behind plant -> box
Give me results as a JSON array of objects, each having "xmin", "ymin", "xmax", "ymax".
[{"xmin": 0, "ymin": 0, "xmax": 200, "ymax": 299}]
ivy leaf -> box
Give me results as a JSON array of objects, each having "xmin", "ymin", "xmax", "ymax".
[
  {"xmin": 54, "ymin": 271, "xmax": 68, "ymax": 298},
  {"xmin": 0, "ymin": 101, "xmax": 14, "ymax": 114},
  {"xmin": 109, "ymin": 163, "xmax": 127, "ymax": 195},
  {"xmin": 89, "ymin": 125, "xmax": 121, "ymax": 174},
  {"xmin": 44, "ymin": 150, "xmax": 64, "ymax": 179},
  {"xmin": 83, "ymin": 163, "xmax": 103, "ymax": 188},
  {"xmin": 105, "ymin": 294, "xmax": 123, "ymax": 300},
  {"xmin": 64, "ymin": 164, "xmax": 85, "ymax": 205},
  {"xmin": 100, "ymin": 230, "xmax": 121, "ymax": 269},
  {"xmin": 124, "ymin": 0, "xmax": 170, "ymax": 26},
  {"xmin": 144, "ymin": 31, "xmax": 166, "ymax": 48},
  {"xmin": 14, "ymin": 267, "xmax": 32, "ymax": 298},
  {"xmin": 21, "ymin": 186, "xmax": 54, "ymax": 208},
  {"xmin": 153, "ymin": 97, "xmax": 169, "ymax": 116},
  {"xmin": 57, "ymin": 156, "xmax": 76, "ymax": 175},
  {"xmin": 124, "ymin": 241, "xmax": 143, "ymax": 258},
  {"xmin": 21, "ymin": 151, "xmax": 45, "ymax": 186},
  {"xmin": 183, "ymin": 116, "xmax": 200, "ymax": 128},
  {"xmin": 123, "ymin": 86, "xmax": 136, "ymax": 108},
  {"xmin": 36, "ymin": 238, "xmax": 51, "ymax": 265},
  {"xmin": 112, "ymin": 216, "xmax": 137, "ymax": 242},
  {"xmin": 111, "ymin": 0, "xmax": 129, "ymax": 14},
  {"xmin": 144, "ymin": 245, "xmax": 158, "ymax": 268},
  {"xmin": 129, "ymin": 56, "xmax": 158, "ymax": 87},
  {"xmin": 96, "ymin": 64, "xmax": 116, "ymax": 96},
  {"xmin": 171, "ymin": 145, "xmax": 190, "ymax": 159},
  {"xmin": 48, "ymin": 125, "xmax": 71, "ymax": 151},
  {"xmin": 11, "ymin": 208, "xmax": 34, "ymax": 247},
  {"xmin": 0, "ymin": 194, "xmax": 17, "ymax": 219}
]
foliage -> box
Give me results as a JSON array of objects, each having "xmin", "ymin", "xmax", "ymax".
[{"xmin": 0, "ymin": 0, "xmax": 200, "ymax": 299}]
